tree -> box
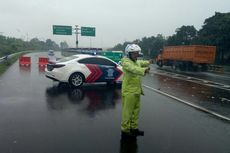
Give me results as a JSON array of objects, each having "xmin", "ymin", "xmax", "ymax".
[
  {"xmin": 111, "ymin": 43, "xmax": 124, "ymax": 50},
  {"xmin": 111, "ymin": 42, "xmax": 132, "ymax": 51},
  {"xmin": 60, "ymin": 41, "xmax": 69, "ymax": 49},
  {"xmin": 30, "ymin": 38, "xmax": 41, "ymax": 49},
  {"xmin": 167, "ymin": 25, "xmax": 197, "ymax": 46},
  {"xmin": 110, "ymin": 12, "xmax": 230, "ymax": 65},
  {"xmin": 139, "ymin": 35, "xmax": 166, "ymax": 58},
  {"xmin": 0, "ymin": 35, "xmax": 60, "ymax": 57},
  {"xmin": 45, "ymin": 39, "xmax": 59, "ymax": 50},
  {"xmin": 198, "ymin": 12, "xmax": 230, "ymax": 64}
]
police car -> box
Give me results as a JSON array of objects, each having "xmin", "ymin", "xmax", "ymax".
[{"xmin": 45, "ymin": 54, "xmax": 123, "ymax": 87}]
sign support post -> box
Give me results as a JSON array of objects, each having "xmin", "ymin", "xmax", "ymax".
[
  {"xmin": 75, "ymin": 25, "xmax": 80, "ymax": 48},
  {"xmin": 52, "ymin": 25, "xmax": 96, "ymax": 48}
]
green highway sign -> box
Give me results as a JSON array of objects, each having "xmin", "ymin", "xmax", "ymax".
[
  {"xmin": 53, "ymin": 25, "xmax": 72, "ymax": 35},
  {"xmin": 81, "ymin": 27, "xmax": 96, "ymax": 36}
]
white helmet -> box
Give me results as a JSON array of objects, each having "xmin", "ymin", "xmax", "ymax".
[{"xmin": 125, "ymin": 44, "xmax": 142, "ymax": 55}]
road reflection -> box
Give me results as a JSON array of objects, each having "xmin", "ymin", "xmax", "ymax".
[
  {"xmin": 155, "ymin": 74, "xmax": 230, "ymax": 117},
  {"xmin": 19, "ymin": 65, "xmax": 31, "ymax": 74},
  {"xmin": 45, "ymin": 83, "xmax": 121, "ymax": 116},
  {"xmin": 119, "ymin": 138, "xmax": 138, "ymax": 153},
  {"xmin": 38, "ymin": 66, "xmax": 46, "ymax": 74}
]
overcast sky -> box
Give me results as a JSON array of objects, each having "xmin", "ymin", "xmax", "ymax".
[{"xmin": 0, "ymin": 0, "xmax": 229, "ymax": 48}]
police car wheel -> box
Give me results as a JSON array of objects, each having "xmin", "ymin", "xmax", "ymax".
[{"xmin": 69, "ymin": 73, "xmax": 85, "ymax": 88}]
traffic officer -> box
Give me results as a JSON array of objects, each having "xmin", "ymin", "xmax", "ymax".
[{"xmin": 121, "ymin": 44, "xmax": 152, "ymax": 138}]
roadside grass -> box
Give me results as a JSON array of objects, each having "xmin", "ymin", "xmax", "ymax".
[{"xmin": 0, "ymin": 53, "xmax": 24, "ymax": 75}]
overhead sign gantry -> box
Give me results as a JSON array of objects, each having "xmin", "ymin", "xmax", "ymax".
[{"xmin": 52, "ymin": 25, "xmax": 96, "ymax": 48}]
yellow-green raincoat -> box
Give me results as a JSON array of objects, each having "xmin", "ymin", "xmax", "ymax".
[{"xmin": 121, "ymin": 57, "xmax": 150, "ymax": 132}]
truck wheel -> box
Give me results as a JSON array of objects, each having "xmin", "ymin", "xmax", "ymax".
[
  {"xmin": 192, "ymin": 65, "xmax": 198, "ymax": 71},
  {"xmin": 172, "ymin": 63, "xmax": 177, "ymax": 70},
  {"xmin": 179, "ymin": 63, "xmax": 186, "ymax": 71},
  {"xmin": 157, "ymin": 60, "xmax": 163, "ymax": 67},
  {"xmin": 173, "ymin": 65, "xmax": 177, "ymax": 70}
]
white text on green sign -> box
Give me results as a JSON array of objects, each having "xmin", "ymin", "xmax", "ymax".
[
  {"xmin": 53, "ymin": 25, "xmax": 72, "ymax": 35},
  {"xmin": 81, "ymin": 27, "xmax": 96, "ymax": 37}
]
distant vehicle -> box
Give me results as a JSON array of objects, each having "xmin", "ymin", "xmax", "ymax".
[
  {"xmin": 156, "ymin": 45, "xmax": 216, "ymax": 71},
  {"xmin": 45, "ymin": 54, "xmax": 123, "ymax": 87}
]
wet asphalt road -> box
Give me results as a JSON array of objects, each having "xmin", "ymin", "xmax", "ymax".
[
  {"xmin": 148, "ymin": 65, "xmax": 230, "ymax": 118},
  {"xmin": 0, "ymin": 52, "xmax": 229, "ymax": 153}
]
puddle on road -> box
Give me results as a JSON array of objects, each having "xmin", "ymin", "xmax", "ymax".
[{"xmin": 45, "ymin": 84, "xmax": 122, "ymax": 117}]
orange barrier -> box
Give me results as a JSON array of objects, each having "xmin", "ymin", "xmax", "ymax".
[
  {"xmin": 38, "ymin": 57, "xmax": 48, "ymax": 67},
  {"xmin": 19, "ymin": 56, "xmax": 31, "ymax": 66}
]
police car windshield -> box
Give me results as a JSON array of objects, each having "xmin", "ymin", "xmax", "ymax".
[{"xmin": 57, "ymin": 56, "xmax": 78, "ymax": 62}]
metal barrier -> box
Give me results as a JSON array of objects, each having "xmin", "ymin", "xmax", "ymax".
[
  {"xmin": 0, "ymin": 56, "xmax": 9, "ymax": 63},
  {"xmin": 0, "ymin": 51, "xmax": 31, "ymax": 64},
  {"xmin": 38, "ymin": 57, "xmax": 48, "ymax": 67},
  {"xmin": 208, "ymin": 65, "xmax": 224, "ymax": 73},
  {"xmin": 19, "ymin": 56, "xmax": 31, "ymax": 66}
]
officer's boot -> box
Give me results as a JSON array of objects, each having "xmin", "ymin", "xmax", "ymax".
[
  {"xmin": 121, "ymin": 131, "xmax": 137, "ymax": 139},
  {"xmin": 130, "ymin": 129, "xmax": 144, "ymax": 136}
]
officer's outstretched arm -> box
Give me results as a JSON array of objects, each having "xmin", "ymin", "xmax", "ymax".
[
  {"xmin": 122, "ymin": 60, "xmax": 146, "ymax": 76},
  {"xmin": 137, "ymin": 60, "xmax": 150, "ymax": 67}
]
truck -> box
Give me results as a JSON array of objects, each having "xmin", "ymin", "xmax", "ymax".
[{"xmin": 156, "ymin": 45, "xmax": 216, "ymax": 71}]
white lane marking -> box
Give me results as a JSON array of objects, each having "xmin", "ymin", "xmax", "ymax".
[
  {"xmin": 149, "ymin": 70, "xmax": 230, "ymax": 91},
  {"xmin": 143, "ymin": 84, "xmax": 230, "ymax": 122}
]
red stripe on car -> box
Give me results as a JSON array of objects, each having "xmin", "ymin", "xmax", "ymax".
[{"xmin": 85, "ymin": 64, "xmax": 103, "ymax": 83}]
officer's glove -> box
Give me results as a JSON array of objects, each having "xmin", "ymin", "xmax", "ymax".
[
  {"xmin": 149, "ymin": 59, "xmax": 154, "ymax": 64},
  {"xmin": 144, "ymin": 67, "xmax": 150, "ymax": 75}
]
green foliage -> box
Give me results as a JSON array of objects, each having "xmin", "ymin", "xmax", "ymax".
[
  {"xmin": 167, "ymin": 25, "xmax": 197, "ymax": 46},
  {"xmin": 111, "ymin": 35, "xmax": 166, "ymax": 59},
  {"xmin": 0, "ymin": 53, "xmax": 24, "ymax": 75},
  {"xmin": 110, "ymin": 42, "xmax": 132, "ymax": 51},
  {"xmin": 0, "ymin": 35, "xmax": 61, "ymax": 57},
  {"xmin": 198, "ymin": 12, "xmax": 230, "ymax": 64},
  {"xmin": 111, "ymin": 12, "xmax": 230, "ymax": 65},
  {"xmin": 60, "ymin": 41, "xmax": 69, "ymax": 49},
  {"xmin": 139, "ymin": 34, "xmax": 166, "ymax": 58}
]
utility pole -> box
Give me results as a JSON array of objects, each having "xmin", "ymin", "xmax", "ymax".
[
  {"xmin": 90, "ymin": 38, "xmax": 92, "ymax": 48},
  {"xmin": 75, "ymin": 25, "xmax": 80, "ymax": 48},
  {"xmin": 26, "ymin": 33, "xmax": 29, "ymax": 42}
]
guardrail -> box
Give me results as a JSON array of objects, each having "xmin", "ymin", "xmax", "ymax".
[
  {"xmin": 0, "ymin": 56, "xmax": 9, "ymax": 63},
  {"xmin": 208, "ymin": 65, "xmax": 224, "ymax": 73},
  {"xmin": 0, "ymin": 51, "xmax": 31, "ymax": 64}
]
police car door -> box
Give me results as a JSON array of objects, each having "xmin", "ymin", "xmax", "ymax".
[{"xmin": 93, "ymin": 57, "xmax": 117, "ymax": 82}]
